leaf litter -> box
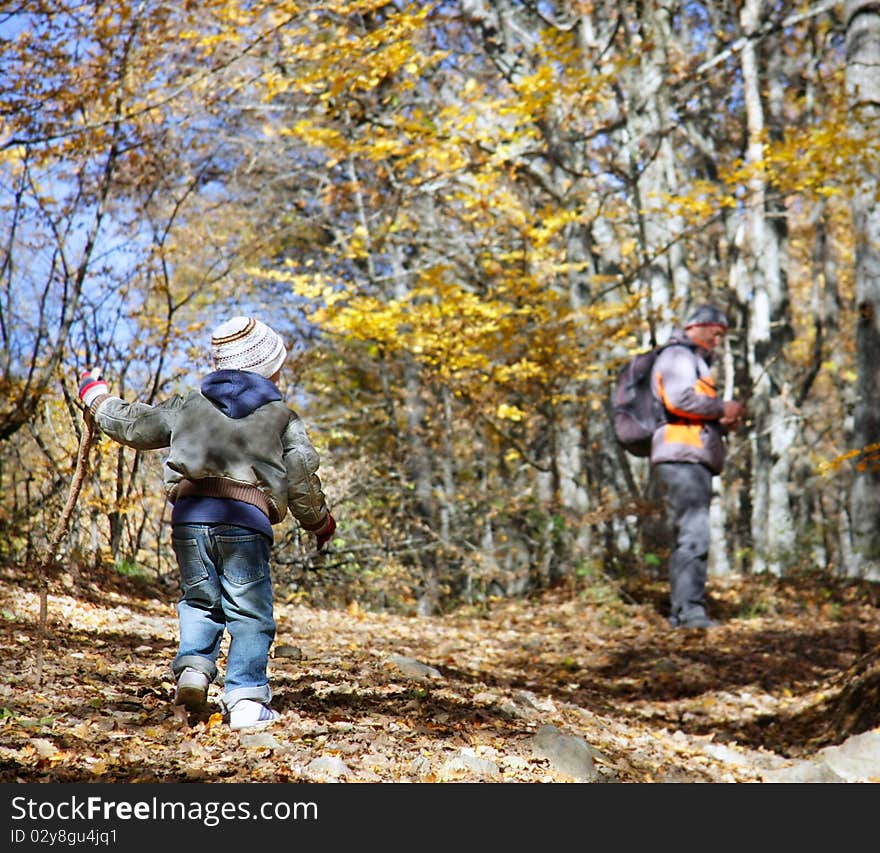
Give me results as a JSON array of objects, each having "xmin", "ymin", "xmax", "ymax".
[{"xmin": 1, "ymin": 562, "xmax": 879, "ymax": 783}]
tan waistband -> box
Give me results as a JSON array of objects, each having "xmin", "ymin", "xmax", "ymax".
[{"xmin": 176, "ymin": 477, "xmax": 274, "ymax": 521}]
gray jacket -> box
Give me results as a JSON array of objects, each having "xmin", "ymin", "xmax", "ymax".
[
  {"xmin": 92, "ymin": 371, "xmax": 330, "ymax": 529},
  {"xmin": 649, "ymin": 329, "xmax": 727, "ymax": 474}
]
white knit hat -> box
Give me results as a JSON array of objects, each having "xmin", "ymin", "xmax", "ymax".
[{"xmin": 211, "ymin": 316, "xmax": 287, "ymax": 378}]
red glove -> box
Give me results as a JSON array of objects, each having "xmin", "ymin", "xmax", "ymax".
[
  {"xmin": 78, "ymin": 368, "xmax": 109, "ymax": 408},
  {"xmin": 315, "ymin": 514, "xmax": 336, "ymax": 552}
]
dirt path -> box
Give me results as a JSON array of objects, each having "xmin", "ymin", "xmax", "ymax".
[{"xmin": 1, "ymin": 564, "xmax": 877, "ymax": 783}]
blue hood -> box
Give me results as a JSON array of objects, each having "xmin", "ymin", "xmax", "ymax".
[{"xmin": 201, "ymin": 370, "xmax": 282, "ymax": 419}]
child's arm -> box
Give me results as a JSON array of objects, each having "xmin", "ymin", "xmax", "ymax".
[
  {"xmin": 78, "ymin": 367, "xmax": 181, "ymax": 450},
  {"xmin": 282, "ymin": 415, "xmax": 335, "ymax": 549}
]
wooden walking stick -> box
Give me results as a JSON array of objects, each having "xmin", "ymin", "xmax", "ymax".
[{"xmin": 33, "ymin": 401, "xmax": 95, "ymax": 687}]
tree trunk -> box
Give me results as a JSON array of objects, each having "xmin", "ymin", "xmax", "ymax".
[
  {"xmin": 846, "ymin": 0, "xmax": 880, "ymax": 579},
  {"xmin": 739, "ymin": 0, "xmax": 795, "ymax": 576}
]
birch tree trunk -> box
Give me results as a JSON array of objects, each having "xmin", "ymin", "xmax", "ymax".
[
  {"xmin": 846, "ymin": 0, "xmax": 880, "ymax": 580},
  {"xmin": 738, "ymin": 0, "xmax": 795, "ymax": 576}
]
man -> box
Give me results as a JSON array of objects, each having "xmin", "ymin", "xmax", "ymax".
[{"xmin": 649, "ymin": 305, "xmax": 745, "ymax": 629}]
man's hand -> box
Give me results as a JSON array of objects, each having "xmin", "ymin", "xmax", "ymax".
[{"xmin": 720, "ymin": 400, "xmax": 745, "ymax": 431}]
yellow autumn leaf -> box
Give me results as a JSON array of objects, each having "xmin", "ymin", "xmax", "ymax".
[
  {"xmin": 206, "ymin": 713, "xmax": 224, "ymax": 730},
  {"xmin": 496, "ymin": 403, "xmax": 525, "ymax": 421}
]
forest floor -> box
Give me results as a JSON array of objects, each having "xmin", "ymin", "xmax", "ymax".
[{"xmin": 1, "ymin": 560, "xmax": 880, "ymax": 784}]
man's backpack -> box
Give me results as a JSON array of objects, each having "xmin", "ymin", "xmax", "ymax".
[{"xmin": 611, "ymin": 343, "xmax": 675, "ymax": 457}]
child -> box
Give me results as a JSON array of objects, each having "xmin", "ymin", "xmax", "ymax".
[{"xmin": 78, "ymin": 316, "xmax": 335, "ymax": 730}]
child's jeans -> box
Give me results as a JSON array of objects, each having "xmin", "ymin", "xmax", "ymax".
[{"xmin": 170, "ymin": 523, "xmax": 275, "ymax": 709}]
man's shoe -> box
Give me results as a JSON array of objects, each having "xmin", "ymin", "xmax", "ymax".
[
  {"xmin": 678, "ymin": 614, "xmax": 718, "ymax": 629},
  {"xmin": 229, "ymin": 699, "xmax": 280, "ymax": 731},
  {"xmin": 174, "ymin": 668, "xmax": 209, "ymax": 711}
]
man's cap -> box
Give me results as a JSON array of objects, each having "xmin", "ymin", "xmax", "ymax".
[
  {"xmin": 685, "ymin": 305, "xmax": 729, "ymax": 329},
  {"xmin": 211, "ymin": 316, "xmax": 287, "ymax": 378}
]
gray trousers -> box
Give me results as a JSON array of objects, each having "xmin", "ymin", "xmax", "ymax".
[{"xmin": 653, "ymin": 462, "xmax": 713, "ymax": 624}]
